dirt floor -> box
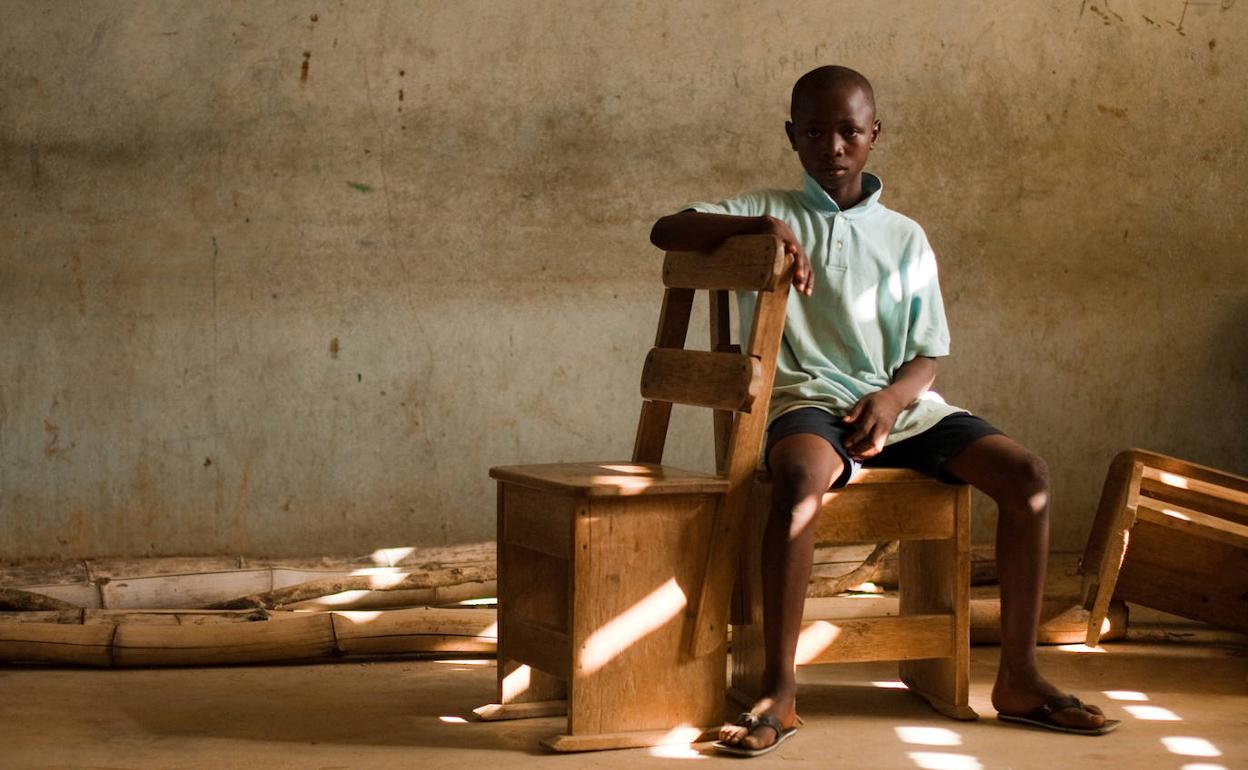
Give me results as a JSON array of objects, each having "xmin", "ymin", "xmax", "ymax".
[
  {"xmin": 3, "ymin": 553, "xmax": 1245, "ymax": 769},
  {"xmin": 1, "ymin": 607, "xmax": 1243, "ymax": 770}
]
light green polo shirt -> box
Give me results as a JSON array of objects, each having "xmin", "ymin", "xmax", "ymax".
[{"xmin": 685, "ymin": 172, "xmax": 966, "ymax": 444}]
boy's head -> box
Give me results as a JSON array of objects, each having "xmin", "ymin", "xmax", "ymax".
[{"xmin": 785, "ymin": 66, "xmax": 881, "ymax": 194}]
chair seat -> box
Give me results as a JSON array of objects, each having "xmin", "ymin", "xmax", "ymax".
[{"xmin": 490, "ymin": 461, "xmax": 727, "ymax": 497}]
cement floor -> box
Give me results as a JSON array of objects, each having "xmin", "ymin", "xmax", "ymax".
[{"xmin": 2, "ymin": 615, "xmax": 1244, "ymax": 770}]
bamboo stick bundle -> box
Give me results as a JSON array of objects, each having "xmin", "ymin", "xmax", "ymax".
[
  {"xmin": 0, "ymin": 606, "xmax": 497, "ymax": 667},
  {"xmin": 0, "ymin": 543, "xmax": 498, "ymax": 610},
  {"xmin": 204, "ymin": 565, "xmax": 495, "ymax": 610}
]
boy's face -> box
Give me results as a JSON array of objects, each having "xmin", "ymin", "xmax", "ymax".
[{"xmin": 785, "ymin": 85, "xmax": 880, "ymax": 193}]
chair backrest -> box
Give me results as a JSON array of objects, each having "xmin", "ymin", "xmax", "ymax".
[
  {"xmin": 632, "ymin": 234, "xmax": 792, "ymax": 657},
  {"xmin": 632, "ymin": 234, "xmax": 793, "ymax": 478}
]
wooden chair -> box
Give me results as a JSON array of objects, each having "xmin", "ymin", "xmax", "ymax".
[
  {"xmin": 474, "ymin": 234, "xmax": 793, "ymax": 752},
  {"xmin": 1079, "ymin": 449, "xmax": 1248, "ymax": 647},
  {"xmin": 723, "ymin": 466, "xmax": 978, "ymax": 721}
]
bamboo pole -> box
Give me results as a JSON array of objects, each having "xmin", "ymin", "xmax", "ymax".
[{"xmin": 0, "ymin": 607, "xmax": 497, "ymax": 667}]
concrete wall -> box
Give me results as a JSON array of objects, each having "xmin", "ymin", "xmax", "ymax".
[{"xmin": 2, "ymin": 0, "xmax": 1245, "ymax": 560}]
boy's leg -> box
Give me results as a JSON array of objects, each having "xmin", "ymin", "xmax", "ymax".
[
  {"xmin": 942, "ymin": 434, "xmax": 1107, "ymax": 730},
  {"xmin": 719, "ymin": 433, "xmax": 844, "ymax": 750}
]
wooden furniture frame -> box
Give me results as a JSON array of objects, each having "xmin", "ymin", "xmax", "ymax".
[
  {"xmin": 475, "ymin": 235, "xmax": 793, "ymax": 752},
  {"xmin": 727, "ymin": 467, "xmax": 977, "ymax": 721},
  {"xmin": 1080, "ymin": 449, "xmax": 1248, "ymax": 647}
]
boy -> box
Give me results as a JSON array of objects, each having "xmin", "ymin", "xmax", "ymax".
[{"xmin": 650, "ymin": 66, "xmax": 1116, "ymax": 755}]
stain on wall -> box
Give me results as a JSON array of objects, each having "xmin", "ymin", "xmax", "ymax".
[{"xmin": 0, "ymin": 0, "xmax": 1245, "ymax": 560}]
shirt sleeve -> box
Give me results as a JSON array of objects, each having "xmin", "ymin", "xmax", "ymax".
[
  {"xmin": 680, "ymin": 190, "xmax": 769, "ymax": 218},
  {"xmin": 903, "ymin": 230, "xmax": 952, "ymax": 361}
]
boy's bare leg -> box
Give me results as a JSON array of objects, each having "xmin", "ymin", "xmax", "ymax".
[
  {"xmin": 719, "ymin": 433, "xmax": 844, "ymax": 750},
  {"xmin": 942, "ymin": 434, "xmax": 1106, "ymax": 729}
]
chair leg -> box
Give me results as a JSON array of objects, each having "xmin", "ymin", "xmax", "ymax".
[
  {"xmin": 1082, "ymin": 460, "xmax": 1143, "ymax": 647},
  {"xmin": 472, "ymin": 659, "xmax": 567, "ymax": 722},
  {"xmin": 730, "ymin": 484, "xmax": 768, "ymax": 702},
  {"xmin": 897, "ymin": 488, "xmax": 976, "ymax": 721}
]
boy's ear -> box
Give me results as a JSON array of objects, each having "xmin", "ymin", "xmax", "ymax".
[
  {"xmin": 870, "ymin": 119, "xmax": 882, "ymax": 147},
  {"xmin": 784, "ymin": 120, "xmax": 797, "ymax": 150}
]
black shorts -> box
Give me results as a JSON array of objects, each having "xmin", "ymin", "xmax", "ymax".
[{"xmin": 763, "ymin": 407, "xmax": 1005, "ymax": 488}]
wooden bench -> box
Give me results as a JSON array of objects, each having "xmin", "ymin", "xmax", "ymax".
[{"xmin": 727, "ymin": 466, "xmax": 977, "ymax": 720}]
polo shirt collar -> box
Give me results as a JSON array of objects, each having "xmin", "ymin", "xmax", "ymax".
[{"xmin": 800, "ymin": 171, "xmax": 883, "ymax": 218}]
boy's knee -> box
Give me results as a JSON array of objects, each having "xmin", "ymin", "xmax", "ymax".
[
  {"xmin": 770, "ymin": 455, "xmax": 841, "ymax": 501},
  {"xmin": 1004, "ymin": 451, "xmax": 1050, "ymax": 514}
]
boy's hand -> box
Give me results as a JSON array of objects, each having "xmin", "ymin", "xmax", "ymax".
[
  {"xmin": 842, "ymin": 390, "xmax": 904, "ymax": 459},
  {"xmin": 757, "ymin": 216, "xmax": 813, "ymax": 296}
]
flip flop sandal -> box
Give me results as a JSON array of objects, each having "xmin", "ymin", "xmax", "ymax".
[
  {"xmin": 997, "ymin": 694, "xmax": 1121, "ymax": 736},
  {"xmin": 712, "ymin": 712, "xmax": 799, "ymax": 757}
]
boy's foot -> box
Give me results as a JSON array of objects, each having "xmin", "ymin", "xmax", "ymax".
[
  {"xmin": 992, "ymin": 670, "xmax": 1108, "ymax": 731},
  {"xmin": 717, "ymin": 694, "xmax": 800, "ymax": 752}
]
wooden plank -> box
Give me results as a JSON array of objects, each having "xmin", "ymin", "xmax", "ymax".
[
  {"xmin": 632, "ymin": 401, "xmax": 674, "ymax": 467},
  {"xmin": 1142, "ymin": 466, "xmax": 1248, "ymax": 507},
  {"xmin": 497, "ymin": 659, "xmax": 566, "ymax": 706},
  {"xmin": 710, "ymin": 289, "xmax": 734, "ymax": 474},
  {"xmin": 690, "ymin": 266, "xmax": 792, "ymax": 657},
  {"xmin": 473, "ymin": 700, "xmax": 567, "ymax": 722},
  {"xmin": 640, "ymin": 348, "xmax": 762, "ymax": 412},
  {"xmin": 1136, "ymin": 502, "xmax": 1248, "ymax": 549},
  {"xmin": 897, "ymin": 484, "xmax": 974, "ymax": 720},
  {"xmin": 491, "ymin": 462, "xmax": 727, "ymax": 497},
  {"xmin": 500, "ymin": 543, "xmax": 567, "ymax": 632},
  {"xmin": 729, "ymin": 481, "xmax": 768, "ymax": 698},
  {"xmin": 1139, "ymin": 477, "xmax": 1248, "ymax": 528},
  {"xmin": 568, "ymin": 494, "xmax": 724, "ymax": 737},
  {"xmin": 542, "ymin": 725, "xmax": 720, "ymax": 753},
  {"xmin": 496, "ymin": 482, "xmax": 567, "ymax": 707},
  {"xmin": 663, "ymin": 234, "xmax": 785, "ymax": 290},
  {"xmin": 504, "ymin": 616, "xmax": 571, "ymax": 681},
  {"xmin": 1133, "ymin": 450, "xmax": 1248, "ymax": 499},
  {"xmin": 501, "ymin": 484, "xmax": 573, "ymax": 558},
  {"xmin": 797, "ymin": 614, "xmax": 953, "ymax": 664},
  {"xmin": 632, "ymin": 288, "xmax": 694, "ymax": 464},
  {"xmin": 1082, "ymin": 459, "xmax": 1143, "ymax": 645},
  {"xmin": 811, "ymin": 481, "xmax": 957, "ymax": 544},
  {"xmin": 1113, "ymin": 518, "xmax": 1248, "ymax": 633}
]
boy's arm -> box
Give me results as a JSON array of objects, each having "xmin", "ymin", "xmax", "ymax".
[
  {"xmin": 842, "ymin": 356, "xmax": 938, "ymax": 459},
  {"xmin": 650, "ymin": 210, "xmax": 814, "ymax": 295}
]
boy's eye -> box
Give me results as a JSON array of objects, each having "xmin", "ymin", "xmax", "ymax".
[{"xmin": 805, "ymin": 129, "xmax": 822, "ymax": 138}]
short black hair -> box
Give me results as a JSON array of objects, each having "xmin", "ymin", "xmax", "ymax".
[{"xmin": 791, "ymin": 65, "xmax": 875, "ymax": 116}]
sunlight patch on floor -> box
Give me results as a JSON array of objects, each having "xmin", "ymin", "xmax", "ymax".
[
  {"xmin": 895, "ymin": 726, "xmax": 961, "ymax": 746},
  {"xmin": 1162, "ymin": 736, "xmax": 1221, "ymax": 757},
  {"xmin": 646, "ymin": 726, "xmax": 708, "ymax": 760},
  {"xmin": 907, "ymin": 751, "xmax": 982, "ymax": 770},
  {"xmin": 1124, "ymin": 705, "xmax": 1182, "ymax": 721},
  {"xmin": 1057, "ymin": 643, "xmax": 1107, "ymax": 653}
]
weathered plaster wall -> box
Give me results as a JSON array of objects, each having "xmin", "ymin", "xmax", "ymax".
[{"xmin": 2, "ymin": 1, "xmax": 1245, "ymax": 560}]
